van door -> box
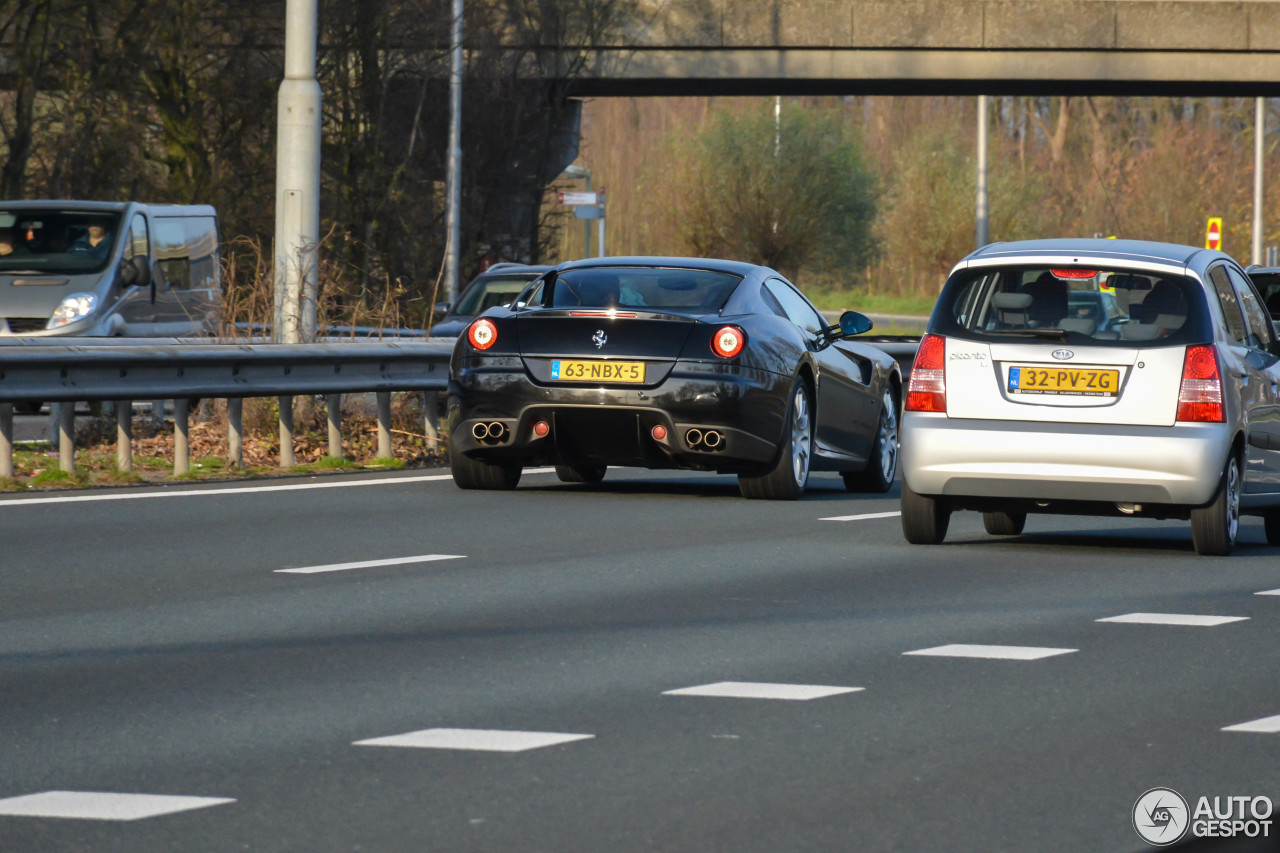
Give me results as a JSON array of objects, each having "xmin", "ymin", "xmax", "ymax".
[
  {"xmin": 182, "ymin": 215, "xmax": 220, "ymax": 335},
  {"xmin": 114, "ymin": 213, "xmax": 155, "ymax": 333}
]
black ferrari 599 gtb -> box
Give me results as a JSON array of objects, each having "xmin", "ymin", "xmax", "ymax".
[{"xmin": 446, "ymin": 257, "xmax": 901, "ymax": 500}]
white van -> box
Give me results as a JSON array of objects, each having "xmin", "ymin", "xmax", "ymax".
[{"xmin": 0, "ymin": 200, "xmax": 221, "ymax": 339}]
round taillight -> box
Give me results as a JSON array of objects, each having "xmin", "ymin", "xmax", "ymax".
[
  {"xmin": 468, "ymin": 318, "xmax": 497, "ymax": 350},
  {"xmin": 711, "ymin": 325, "xmax": 745, "ymax": 359},
  {"xmin": 533, "ymin": 420, "xmax": 550, "ymax": 437},
  {"xmin": 651, "ymin": 425, "xmax": 667, "ymax": 441}
]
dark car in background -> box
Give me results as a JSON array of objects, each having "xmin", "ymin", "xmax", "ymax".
[
  {"xmin": 1245, "ymin": 265, "xmax": 1280, "ymax": 319},
  {"xmin": 428, "ymin": 263, "xmax": 551, "ymax": 340},
  {"xmin": 447, "ymin": 257, "xmax": 902, "ymax": 499}
]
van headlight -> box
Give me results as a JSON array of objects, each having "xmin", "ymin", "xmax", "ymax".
[{"xmin": 47, "ymin": 293, "xmax": 98, "ymax": 328}]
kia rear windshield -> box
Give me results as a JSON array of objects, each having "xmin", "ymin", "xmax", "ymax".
[
  {"xmin": 544, "ymin": 268, "xmax": 741, "ymax": 312},
  {"xmin": 933, "ymin": 266, "xmax": 1210, "ymax": 346}
]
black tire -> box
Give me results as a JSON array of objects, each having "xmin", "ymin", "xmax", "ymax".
[
  {"xmin": 1191, "ymin": 456, "xmax": 1240, "ymax": 556},
  {"xmin": 901, "ymin": 479, "xmax": 951, "ymax": 544},
  {"xmin": 14, "ymin": 401, "xmax": 42, "ymax": 415},
  {"xmin": 555, "ymin": 464, "xmax": 606, "ymax": 484},
  {"xmin": 450, "ymin": 440, "xmax": 522, "ymax": 490},
  {"xmin": 982, "ymin": 511, "xmax": 1026, "ymax": 536},
  {"xmin": 1265, "ymin": 510, "xmax": 1280, "ymax": 546},
  {"xmin": 738, "ymin": 378, "xmax": 813, "ymax": 500},
  {"xmin": 842, "ymin": 386, "xmax": 899, "ymax": 493}
]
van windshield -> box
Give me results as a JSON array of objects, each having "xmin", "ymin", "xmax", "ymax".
[
  {"xmin": 0, "ymin": 210, "xmax": 122, "ymax": 275},
  {"xmin": 934, "ymin": 266, "xmax": 1210, "ymax": 346}
]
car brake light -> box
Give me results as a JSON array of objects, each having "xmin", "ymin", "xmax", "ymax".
[
  {"xmin": 711, "ymin": 325, "xmax": 745, "ymax": 359},
  {"xmin": 467, "ymin": 318, "xmax": 497, "ymax": 350},
  {"xmin": 1050, "ymin": 268, "xmax": 1099, "ymax": 279},
  {"xmin": 1176, "ymin": 344, "xmax": 1224, "ymax": 422},
  {"xmin": 905, "ymin": 333, "xmax": 947, "ymax": 413}
]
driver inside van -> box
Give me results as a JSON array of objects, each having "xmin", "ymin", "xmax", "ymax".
[
  {"xmin": 0, "ymin": 227, "xmax": 29, "ymax": 256},
  {"xmin": 68, "ymin": 219, "xmax": 112, "ymax": 259}
]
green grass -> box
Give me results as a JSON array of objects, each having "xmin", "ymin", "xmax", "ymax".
[
  {"xmin": 313, "ymin": 456, "xmax": 356, "ymax": 470},
  {"xmin": 365, "ymin": 457, "xmax": 406, "ymax": 470},
  {"xmin": 0, "ymin": 476, "xmax": 22, "ymax": 492},
  {"xmin": 30, "ymin": 468, "xmax": 87, "ymax": 488}
]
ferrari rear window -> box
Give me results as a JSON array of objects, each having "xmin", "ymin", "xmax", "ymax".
[
  {"xmin": 933, "ymin": 266, "xmax": 1210, "ymax": 347},
  {"xmin": 546, "ymin": 268, "xmax": 741, "ymax": 311}
]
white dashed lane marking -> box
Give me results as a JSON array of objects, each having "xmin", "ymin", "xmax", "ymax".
[
  {"xmin": 819, "ymin": 511, "xmax": 902, "ymax": 522},
  {"xmin": 353, "ymin": 728, "xmax": 595, "ymax": 753},
  {"xmin": 663, "ymin": 682, "xmax": 863, "ymax": 701},
  {"xmin": 0, "ymin": 791, "xmax": 235, "ymax": 821},
  {"xmin": 1222, "ymin": 715, "xmax": 1280, "ymax": 733},
  {"xmin": 904, "ymin": 644, "xmax": 1078, "ymax": 660},
  {"xmin": 1257, "ymin": 589, "xmax": 1280, "ymax": 596},
  {"xmin": 1097, "ymin": 613, "xmax": 1249, "ymax": 627},
  {"xmin": 275, "ymin": 554, "xmax": 465, "ymax": 574}
]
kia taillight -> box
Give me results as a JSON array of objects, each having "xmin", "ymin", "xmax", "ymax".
[
  {"xmin": 905, "ymin": 333, "xmax": 947, "ymax": 413},
  {"xmin": 467, "ymin": 318, "xmax": 497, "ymax": 350},
  {"xmin": 1176, "ymin": 344, "xmax": 1224, "ymax": 422},
  {"xmin": 711, "ymin": 325, "xmax": 745, "ymax": 359}
]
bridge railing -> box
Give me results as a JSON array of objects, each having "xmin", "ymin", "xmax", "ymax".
[{"xmin": 0, "ymin": 338, "xmax": 455, "ymax": 480}]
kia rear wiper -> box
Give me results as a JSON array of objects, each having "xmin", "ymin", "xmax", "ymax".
[{"xmin": 982, "ymin": 328, "xmax": 1069, "ymax": 340}]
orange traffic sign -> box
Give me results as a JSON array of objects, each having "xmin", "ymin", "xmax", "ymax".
[{"xmin": 1206, "ymin": 217, "xmax": 1223, "ymax": 251}]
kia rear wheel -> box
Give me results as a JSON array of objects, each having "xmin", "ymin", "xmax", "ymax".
[
  {"xmin": 982, "ymin": 511, "xmax": 1026, "ymax": 536},
  {"xmin": 901, "ymin": 479, "xmax": 950, "ymax": 544},
  {"xmin": 1191, "ymin": 456, "xmax": 1239, "ymax": 556}
]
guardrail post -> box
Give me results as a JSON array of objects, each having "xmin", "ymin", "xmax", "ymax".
[
  {"xmin": 228, "ymin": 398, "xmax": 243, "ymax": 468},
  {"xmin": 0, "ymin": 402, "xmax": 13, "ymax": 479},
  {"xmin": 59, "ymin": 402, "xmax": 75, "ymax": 474},
  {"xmin": 279, "ymin": 396, "xmax": 295, "ymax": 467},
  {"xmin": 376, "ymin": 391, "xmax": 392, "ymax": 459},
  {"xmin": 117, "ymin": 400, "xmax": 132, "ymax": 474},
  {"xmin": 423, "ymin": 391, "xmax": 440, "ymax": 449},
  {"xmin": 174, "ymin": 398, "xmax": 190, "ymax": 476},
  {"xmin": 327, "ymin": 393, "xmax": 342, "ymax": 458}
]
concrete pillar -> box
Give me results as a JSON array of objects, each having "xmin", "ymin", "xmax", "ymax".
[
  {"xmin": 228, "ymin": 398, "xmax": 244, "ymax": 468},
  {"xmin": 376, "ymin": 391, "xmax": 393, "ymax": 459},
  {"xmin": 327, "ymin": 393, "xmax": 342, "ymax": 458},
  {"xmin": 174, "ymin": 398, "xmax": 190, "ymax": 475},
  {"xmin": 59, "ymin": 403, "xmax": 75, "ymax": 474},
  {"xmin": 279, "ymin": 396, "xmax": 296, "ymax": 467},
  {"xmin": 117, "ymin": 401, "xmax": 132, "ymax": 473},
  {"xmin": 0, "ymin": 402, "xmax": 12, "ymax": 479}
]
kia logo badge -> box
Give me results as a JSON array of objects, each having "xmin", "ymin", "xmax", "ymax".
[
  {"xmin": 1051, "ymin": 349, "xmax": 1074, "ymax": 361},
  {"xmin": 593, "ymin": 329, "xmax": 607, "ymax": 349}
]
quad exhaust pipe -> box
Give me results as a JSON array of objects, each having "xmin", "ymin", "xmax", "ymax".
[
  {"xmin": 685, "ymin": 428, "xmax": 724, "ymax": 451},
  {"xmin": 471, "ymin": 421, "xmax": 507, "ymax": 442}
]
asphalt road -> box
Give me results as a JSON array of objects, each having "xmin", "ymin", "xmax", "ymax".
[{"xmin": 0, "ymin": 467, "xmax": 1277, "ymax": 852}]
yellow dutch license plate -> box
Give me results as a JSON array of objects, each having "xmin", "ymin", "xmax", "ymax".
[
  {"xmin": 1007, "ymin": 365, "xmax": 1120, "ymax": 397},
  {"xmin": 551, "ymin": 359, "xmax": 646, "ymax": 383}
]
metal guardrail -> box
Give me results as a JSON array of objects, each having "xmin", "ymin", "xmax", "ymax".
[{"xmin": 0, "ymin": 339, "xmax": 455, "ymax": 480}]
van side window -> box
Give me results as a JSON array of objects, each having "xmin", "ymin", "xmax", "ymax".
[
  {"xmin": 154, "ymin": 219, "xmax": 190, "ymax": 289},
  {"xmin": 185, "ymin": 216, "xmax": 219, "ymax": 289},
  {"xmin": 1209, "ymin": 265, "xmax": 1249, "ymax": 345},
  {"xmin": 124, "ymin": 215, "xmax": 149, "ymax": 261}
]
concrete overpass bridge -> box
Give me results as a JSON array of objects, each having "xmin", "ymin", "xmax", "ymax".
[{"xmin": 553, "ymin": 1, "xmax": 1280, "ymax": 96}]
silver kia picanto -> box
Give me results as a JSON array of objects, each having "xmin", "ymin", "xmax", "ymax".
[{"xmin": 900, "ymin": 238, "xmax": 1280, "ymax": 555}]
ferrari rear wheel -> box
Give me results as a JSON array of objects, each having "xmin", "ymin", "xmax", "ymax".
[
  {"xmin": 842, "ymin": 387, "xmax": 899, "ymax": 493},
  {"xmin": 555, "ymin": 464, "xmax": 606, "ymax": 484},
  {"xmin": 738, "ymin": 378, "xmax": 812, "ymax": 500},
  {"xmin": 450, "ymin": 440, "xmax": 522, "ymax": 490}
]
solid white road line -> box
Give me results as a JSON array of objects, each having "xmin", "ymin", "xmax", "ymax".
[
  {"xmin": 904, "ymin": 644, "xmax": 1078, "ymax": 661},
  {"xmin": 0, "ymin": 791, "xmax": 235, "ymax": 821},
  {"xmin": 0, "ymin": 468, "xmax": 557, "ymax": 507},
  {"xmin": 1222, "ymin": 714, "xmax": 1280, "ymax": 734},
  {"xmin": 275, "ymin": 554, "xmax": 465, "ymax": 575},
  {"xmin": 353, "ymin": 728, "xmax": 594, "ymax": 752},
  {"xmin": 663, "ymin": 681, "xmax": 863, "ymax": 701},
  {"xmin": 1097, "ymin": 613, "xmax": 1249, "ymax": 627},
  {"xmin": 1257, "ymin": 589, "xmax": 1280, "ymax": 596},
  {"xmin": 820, "ymin": 511, "xmax": 902, "ymax": 522}
]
